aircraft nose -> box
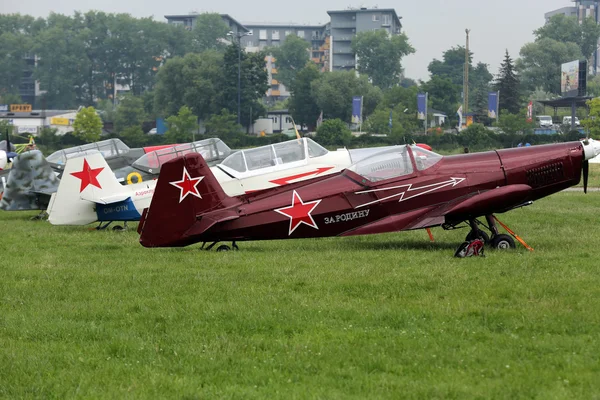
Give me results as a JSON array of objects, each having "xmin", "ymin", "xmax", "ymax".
[{"xmin": 583, "ymin": 138, "xmax": 600, "ymax": 161}]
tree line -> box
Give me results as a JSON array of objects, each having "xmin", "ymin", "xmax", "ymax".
[{"xmin": 2, "ymin": 11, "xmax": 600, "ymax": 152}]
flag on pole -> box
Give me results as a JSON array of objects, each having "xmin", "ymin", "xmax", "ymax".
[
  {"xmin": 487, "ymin": 92, "xmax": 499, "ymax": 119},
  {"xmin": 526, "ymin": 101, "xmax": 533, "ymax": 123},
  {"xmin": 351, "ymin": 96, "xmax": 363, "ymax": 124},
  {"xmin": 316, "ymin": 111, "xmax": 323, "ymax": 128},
  {"xmin": 457, "ymin": 105, "xmax": 463, "ymax": 132}
]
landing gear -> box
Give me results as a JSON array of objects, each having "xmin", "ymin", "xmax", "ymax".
[
  {"xmin": 202, "ymin": 241, "xmax": 240, "ymax": 252},
  {"xmin": 112, "ymin": 222, "xmax": 128, "ymax": 231},
  {"xmin": 490, "ymin": 234, "xmax": 516, "ymax": 250},
  {"xmin": 453, "ymin": 214, "xmax": 526, "ymax": 253}
]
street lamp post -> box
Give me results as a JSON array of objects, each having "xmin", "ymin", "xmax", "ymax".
[{"xmin": 227, "ymin": 30, "xmax": 253, "ymax": 125}]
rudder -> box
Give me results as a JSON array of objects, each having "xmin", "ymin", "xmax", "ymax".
[
  {"xmin": 48, "ymin": 152, "xmax": 129, "ymax": 225},
  {"xmin": 139, "ymin": 153, "xmax": 236, "ymax": 247}
]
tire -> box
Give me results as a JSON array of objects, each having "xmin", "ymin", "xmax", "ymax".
[
  {"xmin": 490, "ymin": 234, "xmax": 516, "ymax": 250},
  {"xmin": 466, "ymin": 229, "xmax": 490, "ymax": 244},
  {"xmin": 216, "ymin": 245, "xmax": 231, "ymax": 252},
  {"xmin": 112, "ymin": 225, "xmax": 124, "ymax": 231}
]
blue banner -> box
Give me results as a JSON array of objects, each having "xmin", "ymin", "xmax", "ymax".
[
  {"xmin": 417, "ymin": 93, "xmax": 427, "ymax": 120},
  {"xmin": 351, "ymin": 96, "xmax": 363, "ymax": 124},
  {"xmin": 488, "ymin": 92, "xmax": 499, "ymax": 119}
]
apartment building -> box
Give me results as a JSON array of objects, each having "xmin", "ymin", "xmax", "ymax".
[{"xmin": 165, "ymin": 7, "xmax": 403, "ymax": 99}]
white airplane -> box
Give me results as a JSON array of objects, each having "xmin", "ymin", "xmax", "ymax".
[{"xmin": 47, "ymin": 138, "xmax": 400, "ymax": 227}]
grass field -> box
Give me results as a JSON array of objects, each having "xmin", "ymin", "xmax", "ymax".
[{"xmin": 1, "ymin": 193, "xmax": 600, "ymax": 398}]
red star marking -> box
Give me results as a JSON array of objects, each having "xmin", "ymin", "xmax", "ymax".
[
  {"xmin": 169, "ymin": 167, "xmax": 204, "ymax": 203},
  {"xmin": 70, "ymin": 158, "xmax": 104, "ymax": 192},
  {"xmin": 274, "ymin": 190, "xmax": 322, "ymax": 236}
]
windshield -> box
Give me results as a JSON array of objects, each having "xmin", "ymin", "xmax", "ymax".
[
  {"xmin": 347, "ymin": 146, "xmax": 415, "ymax": 182},
  {"xmin": 220, "ymin": 138, "xmax": 309, "ymax": 175},
  {"xmin": 133, "ymin": 138, "xmax": 231, "ymax": 171},
  {"xmin": 410, "ymin": 145, "xmax": 443, "ymax": 171},
  {"xmin": 539, "ymin": 116, "xmax": 552, "ymax": 121},
  {"xmin": 47, "ymin": 139, "xmax": 129, "ymax": 165}
]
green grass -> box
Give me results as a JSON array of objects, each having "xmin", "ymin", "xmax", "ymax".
[{"xmin": 1, "ymin": 193, "xmax": 600, "ymax": 398}]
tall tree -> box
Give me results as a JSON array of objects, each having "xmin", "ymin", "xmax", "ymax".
[
  {"xmin": 191, "ymin": 13, "xmax": 230, "ymax": 53},
  {"xmin": 351, "ymin": 30, "xmax": 415, "ymax": 89},
  {"xmin": 114, "ymin": 94, "xmax": 145, "ymax": 133},
  {"xmin": 0, "ymin": 32, "xmax": 31, "ymax": 97},
  {"xmin": 428, "ymin": 46, "xmax": 492, "ymax": 112},
  {"xmin": 493, "ymin": 50, "xmax": 520, "ymax": 114},
  {"xmin": 270, "ymin": 34, "xmax": 310, "ymax": 88},
  {"xmin": 517, "ymin": 38, "xmax": 582, "ymax": 94},
  {"xmin": 311, "ymin": 70, "xmax": 382, "ymax": 122},
  {"xmin": 288, "ymin": 63, "xmax": 321, "ymax": 131},
  {"xmin": 154, "ymin": 51, "xmax": 224, "ymax": 119},
  {"xmin": 219, "ymin": 43, "xmax": 268, "ymax": 128},
  {"xmin": 420, "ymin": 76, "xmax": 462, "ymax": 118},
  {"xmin": 535, "ymin": 14, "xmax": 600, "ymax": 60}
]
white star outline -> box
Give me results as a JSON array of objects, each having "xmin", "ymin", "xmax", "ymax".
[
  {"xmin": 169, "ymin": 167, "xmax": 205, "ymax": 203},
  {"xmin": 274, "ymin": 190, "xmax": 322, "ymax": 236}
]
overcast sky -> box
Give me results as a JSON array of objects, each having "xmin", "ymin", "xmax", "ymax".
[{"xmin": 1, "ymin": 0, "xmax": 570, "ymax": 81}]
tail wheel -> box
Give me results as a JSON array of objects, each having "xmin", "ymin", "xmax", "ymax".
[
  {"xmin": 216, "ymin": 245, "xmax": 231, "ymax": 252},
  {"xmin": 490, "ymin": 234, "xmax": 516, "ymax": 250},
  {"xmin": 112, "ymin": 225, "xmax": 124, "ymax": 231},
  {"xmin": 466, "ymin": 229, "xmax": 490, "ymax": 244}
]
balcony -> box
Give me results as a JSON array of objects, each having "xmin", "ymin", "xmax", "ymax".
[
  {"xmin": 272, "ymin": 79, "xmax": 279, "ymax": 85},
  {"xmin": 333, "ymin": 61, "xmax": 356, "ymax": 68},
  {"xmin": 333, "ymin": 49, "xmax": 353, "ymax": 54},
  {"xmin": 271, "ymin": 68, "xmax": 278, "ymax": 74},
  {"xmin": 333, "ymin": 35, "xmax": 354, "ymax": 41},
  {"xmin": 311, "ymin": 57, "xmax": 321, "ymax": 63},
  {"xmin": 331, "ymin": 21, "xmax": 356, "ymax": 28},
  {"xmin": 271, "ymin": 90, "xmax": 281, "ymax": 96}
]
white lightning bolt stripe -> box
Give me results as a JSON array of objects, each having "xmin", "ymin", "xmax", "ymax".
[{"xmin": 355, "ymin": 177, "xmax": 465, "ymax": 209}]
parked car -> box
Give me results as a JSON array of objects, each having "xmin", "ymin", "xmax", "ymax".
[
  {"xmin": 562, "ymin": 116, "xmax": 580, "ymax": 127},
  {"xmin": 536, "ymin": 115, "xmax": 553, "ymax": 128}
]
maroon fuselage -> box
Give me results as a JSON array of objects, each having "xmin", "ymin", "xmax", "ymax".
[{"xmin": 140, "ymin": 142, "xmax": 584, "ymax": 248}]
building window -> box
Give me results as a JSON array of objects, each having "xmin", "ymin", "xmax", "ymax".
[
  {"xmin": 285, "ymin": 30, "xmax": 292, "ymax": 37},
  {"xmin": 285, "ymin": 116, "xmax": 293, "ymax": 123},
  {"xmin": 273, "ymin": 117, "xmax": 278, "ymax": 123},
  {"xmin": 382, "ymin": 14, "xmax": 391, "ymax": 26},
  {"xmin": 259, "ymin": 30, "xmax": 267, "ymax": 40},
  {"xmin": 297, "ymin": 30, "xmax": 304, "ymax": 38},
  {"xmin": 248, "ymin": 29, "xmax": 253, "ymax": 36},
  {"xmin": 272, "ymin": 30, "xmax": 280, "ymax": 40},
  {"xmin": 372, "ymin": 14, "xmax": 380, "ymax": 22}
]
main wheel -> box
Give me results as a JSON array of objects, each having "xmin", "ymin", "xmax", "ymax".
[
  {"xmin": 112, "ymin": 225, "xmax": 124, "ymax": 231},
  {"xmin": 490, "ymin": 234, "xmax": 516, "ymax": 250},
  {"xmin": 216, "ymin": 245, "xmax": 231, "ymax": 252},
  {"xmin": 465, "ymin": 229, "xmax": 490, "ymax": 244}
]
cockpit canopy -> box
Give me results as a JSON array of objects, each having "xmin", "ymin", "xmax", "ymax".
[
  {"xmin": 219, "ymin": 138, "xmax": 328, "ymax": 176},
  {"xmin": 347, "ymin": 145, "xmax": 442, "ymax": 182},
  {"xmin": 133, "ymin": 138, "xmax": 231, "ymax": 172},
  {"xmin": 47, "ymin": 139, "xmax": 130, "ymax": 166}
]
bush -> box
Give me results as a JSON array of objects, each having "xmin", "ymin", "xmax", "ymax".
[{"xmin": 315, "ymin": 119, "xmax": 352, "ymax": 146}]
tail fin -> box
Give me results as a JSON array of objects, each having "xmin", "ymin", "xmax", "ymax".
[
  {"xmin": 139, "ymin": 153, "xmax": 238, "ymax": 247},
  {"xmin": 0, "ymin": 150, "xmax": 59, "ymax": 211},
  {"xmin": 48, "ymin": 152, "xmax": 129, "ymax": 225}
]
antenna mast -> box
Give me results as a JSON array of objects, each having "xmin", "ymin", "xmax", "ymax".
[{"xmin": 464, "ymin": 29, "xmax": 470, "ymax": 114}]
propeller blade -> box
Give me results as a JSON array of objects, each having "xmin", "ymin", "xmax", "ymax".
[{"xmin": 583, "ymin": 160, "xmax": 589, "ymax": 194}]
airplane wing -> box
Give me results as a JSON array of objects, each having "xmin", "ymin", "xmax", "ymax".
[
  {"xmin": 407, "ymin": 184, "xmax": 533, "ymax": 229},
  {"xmin": 342, "ymin": 184, "xmax": 533, "ymax": 236}
]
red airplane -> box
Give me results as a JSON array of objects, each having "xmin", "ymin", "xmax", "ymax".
[{"xmin": 138, "ymin": 139, "xmax": 600, "ymax": 253}]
